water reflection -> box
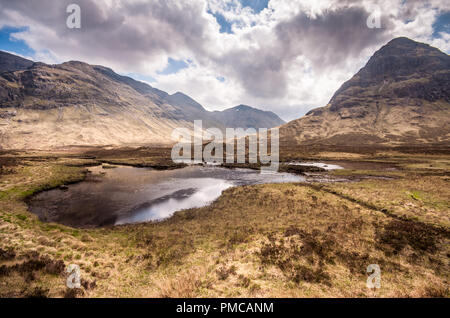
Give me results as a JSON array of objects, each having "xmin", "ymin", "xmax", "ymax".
[
  {"xmin": 27, "ymin": 165, "xmax": 304, "ymax": 228},
  {"xmin": 115, "ymin": 178, "xmax": 233, "ymax": 224}
]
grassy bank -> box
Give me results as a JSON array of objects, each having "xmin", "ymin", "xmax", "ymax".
[{"xmin": 0, "ymin": 149, "xmax": 448, "ymax": 297}]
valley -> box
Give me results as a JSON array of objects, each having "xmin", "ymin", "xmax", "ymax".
[{"xmin": 0, "ymin": 35, "xmax": 448, "ymax": 299}]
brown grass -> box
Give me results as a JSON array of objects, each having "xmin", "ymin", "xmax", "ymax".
[{"xmin": 0, "ymin": 148, "xmax": 448, "ymax": 297}]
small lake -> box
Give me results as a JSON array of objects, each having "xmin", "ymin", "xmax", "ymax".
[{"xmin": 27, "ymin": 165, "xmax": 308, "ymax": 228}]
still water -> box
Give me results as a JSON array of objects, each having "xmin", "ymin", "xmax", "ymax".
[{"xmin": 27, "ymin": 165, "xmax": 305, "ymax": 228}]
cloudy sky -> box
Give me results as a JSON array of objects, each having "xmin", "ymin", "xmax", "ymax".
[{"xmin": 0, "ymin": 0, "xmax": 449, "ymax": 121}]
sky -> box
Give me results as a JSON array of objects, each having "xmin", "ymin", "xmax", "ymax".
[{"xmin": 0, "ymin": 0, "xmax": 449, "ymax": 121}]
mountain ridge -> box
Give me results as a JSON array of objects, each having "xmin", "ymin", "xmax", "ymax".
[
  {"xmin": 212, "ymin": 104, "xmax": 285, "ymax": 130},
  {"xmin": 0, "ymin": 52, "xmax": 284, "ymax": 149},
  {"xmin": 279, "ymin": 37, "xmax": 450, "ymax": 147},
  {"xmin": 0, "ymin": 51, "xmax": 33, "ymax": 73}
]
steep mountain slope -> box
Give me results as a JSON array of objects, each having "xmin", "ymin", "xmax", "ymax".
[
  {"xmin": 280, "ymin": 37, "xmax": 450, "ymax": 147},
  {"xmin": 0, "ymin": 51, "xmax": 33, "ymax": 73},
  {"xmin": 0, "ymin": 60, "xmax": 189, "ymax": 149},
  {"xmin": 0, "ymin": 52, "xmax": 283, "ymax": 149},
  {"xmin": 211, "ymin": 104, "xmax": 285, "ymax": 130}
]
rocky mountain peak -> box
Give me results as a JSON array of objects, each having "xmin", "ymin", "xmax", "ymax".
[
  {"xmin": 166, "ymin": 92, "xmax": 206, "ymax": 111},
  {"xmin": 361, "ymin": 37, "xmax": 449, "ymax": 79},
  {"xmin": 279, "ymin": 37, "xmax": 450, "ymax": 147},
  {"xmin": 329, "ymin": 37, "xmax": 450, "ymax": 111}
]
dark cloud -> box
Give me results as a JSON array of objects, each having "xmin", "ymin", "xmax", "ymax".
[
  {"xmin": 0, "ymin": 0, "xmax": 210, "ymax": 71},
  {"xmin": 0, "ymin": 1, "xmax": 389, "ymax": 77},
  {"xmin": 275, "ymin": 6, "xmax": 390, "ymax": 69},
  {"xmin": 210, "ymin": 5, "xmax": 390, "ymax": 99},
  {"xmin": 214, "ymin": 48, "xmax": 287, "ymax": 98}
]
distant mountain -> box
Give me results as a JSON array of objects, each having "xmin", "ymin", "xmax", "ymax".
[
  {"xmin": 0, "ymin": 51, "xmax": 284, "ymax": 149},
  {"xmin": 0, "ymin": 51, "xmax": 33, "ymax": 73},
  {"xmin": 212, "ymin": 104, "xmax": 285, "ymax": 130},
  {"xmin": 166, "ymin": 92, "xmax": 205, "ymax": 111},
  {"xmin": 280, "ymin": 37, "xmax": 450, "ymax": 147},
  {"xmin": 163, "ymin": 92, "xmax": 226, "ymax": 130}
]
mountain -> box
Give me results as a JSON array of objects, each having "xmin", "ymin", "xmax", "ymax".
[
  {"xmin": 0, "ymin": 52, "xmax": 283, "ymax": 149},
  {"xmin": 163, "ymin": 92, "xmax": 226, "ymax": 130},
  {"xmin": 0, "ymin": 60, "xmax": 186, "ymax": 149},
  {"xmin": 211, "ymin": 105, "xmax": 285, "ymax": 130},
  {"xmin": 280, "ymin": 37, "xmax": 450, "ymax": 147},
  {"xmin": 166, "ymin": 92, "xmax": 205, "ymax": 111},
  {"xmin": 0, "ymin": 51, "xmax": 33, "ymax": 73}
]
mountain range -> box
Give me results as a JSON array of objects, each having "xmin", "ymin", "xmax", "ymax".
[
  {"xmin": 0, "ymin": 51, "xmax": 284, "ymax": 149},
  {"xmin": 0, "ymin": 36, "xmax": 449, "ymax": 150}
]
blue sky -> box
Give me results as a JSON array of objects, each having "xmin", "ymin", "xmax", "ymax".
[
  {"xmin": 0, "ymin": 26, "xmax": 35, "ymax": 57},
  {"xmin": 240, "ymin": 0, "xmax": 269, "ymax": 13},
  {"xmin": 210, "ymin": 11, "xmax": 234, "ymax": 34},
  {"xmin": 209, "ymin": 0, "xmax": 270, "ymax": 34},
  {"xmin": 157, "ymin": 58, "xmax": 190, "ymax": 75},
  {"xmin": 432, "ymin": 11, "xmax": 450, "ymax": 38}
]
